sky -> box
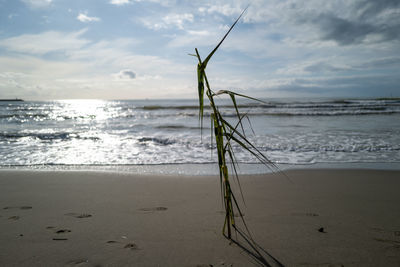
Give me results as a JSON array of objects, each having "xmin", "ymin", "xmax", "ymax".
[{"xmin": 0, "ymin": 0, "xmax": 399, "ymax": 100}]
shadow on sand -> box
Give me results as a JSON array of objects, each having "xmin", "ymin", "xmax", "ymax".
[{"xmin": 226, "ymin": 225, "xmax": 285, "ymax": 267}]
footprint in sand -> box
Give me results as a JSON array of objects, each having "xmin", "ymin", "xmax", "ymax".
[
  {"xmin": 138, "ymin": 207, "xmax": 167, "ymax": 212},
  {"xmin": 64, "ymin": 213, "xmax": 92, "ymax": 218},
  {"xmin": 196, "ymin": 264, "xmax": 232, "ymax": 267},
  {"xmin": 371, "ymin": 227, "xmax": 400, "ymax": 249},
  {"xmin": 124, "ymin": 242, "xmax": 139, "ymax": 250},
  {"xmin": 292, "ymin": 212, "xmax": 319, "ymax": 217},
  {"xmin": 371, "ymin": 227, "xmax": 386, "ymax": 233},
  {"xmin": 106, "ymin": 239, "xmax": 140, "ymax": 250},
  {"xmin": 373, "ymin": 238, "xmax": 400, "ymax": 249},
  {"xmin": 55, "ymin": 229, "xmax": 72, "ymax": 234},
  {"xmin": 3, "ymin": 207, "xmax": 32, "ymax": 221},
  {"xmin": 3, "ymin": 206, "xmax": 32, "ymax": 210},
  {"xmin": 299, "ymin": 263, "xmax": 344, "ymax": 267},
  {"xmin": 46, "ymin": 226, "xmax": 72, "ymax": 234},
  {"xmin": 46, "ymin": 226, "xmax": 72, "ymax": 241},
  {"xmin": 371, "ymin": 227, "xmax": 400, "ymax": 236},
  {"xmin": 52, "ymin": 233, "xmax": 70, "ymax": 241},
  {"xmin": 66, "ymin": 259, "xmax": 90, "ymax": 266}
]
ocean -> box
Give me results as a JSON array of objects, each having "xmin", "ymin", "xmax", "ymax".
[{"xmin": 1, "ymin": 98, "xmax": 400, "ymax": 174}]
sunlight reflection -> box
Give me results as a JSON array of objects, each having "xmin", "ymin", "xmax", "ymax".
[
  {"xmin": 52, "ymin": 100, "xmax": 126, "ymax": 164},
  {"xmin": 57, "ymin": 99, "xmax": 111, "ymax": 121}
]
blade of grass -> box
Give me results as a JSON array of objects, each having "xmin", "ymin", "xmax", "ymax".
[
  {"xmin": 191, "ymin": 5, "xmax": 287, "ymax": 244},
  {"xmin": 195, "ymin": 48, "xmax": 205, "ymax": 132},
  {"xmin": 201, "ymin": 6, "xmax": 248, "ymax": 69},
  {"xmin": 229, "ymin": 93, "xmax": 246, "ymax": 136},
  {"xmin": 214, "ymin": 90, "xmax": 267, "ymax": 104}
]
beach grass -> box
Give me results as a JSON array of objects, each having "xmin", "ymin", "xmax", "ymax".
[{"xmin": 191, "ymin": 7, "xmax": 278, "ymax": 240}]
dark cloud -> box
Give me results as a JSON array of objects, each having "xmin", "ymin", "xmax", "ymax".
[
  {"xmin": 121, "ymin": 70, "xmax": 136, "ymax": 79},
  {"xmin": 116, "ymin": 69, "xmax": 136, "ymax": 79},
  {"xmin": 299, "ymin": 0, "xmax": 400, "ymax": 45},
  {"xmin": 316, "ymin": 14, "xmax": 375, "ymax": 45},
  {"xmin": 355, "ymin": 57, "xmax": 400, "ymax": 69},
  {"xmin": 356, "ymin": 0, "xmax": 400, "ymax": 20},
  {"xmin": 250, "ymin": 75, "xmax": 400, "ymax": 97},
  {"xmin": 294, "ymin": 75, "xmax": 400, "ymax": 97},
  {"xmin": 302, "ymin": 57, "xmax": 400, "ymax": 74},
  {"xmin": 304, "ymin": 61, "xmax": 349, "ymax": 73}
]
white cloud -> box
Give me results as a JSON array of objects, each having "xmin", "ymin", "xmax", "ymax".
[
  {"xmin": 206, "ymin": 4, "xmax": 242, "ymax": 17},
  {"xmin": 140, "ymin": 20, "xmax": 164, "ymax": 31},
  {"xmin": 21, "ymin": 0, "xmax": 52, "ymax": 8},
  {"xmin": 141, "ymin": 13, "xmax": 194, "ymax": 30},
  {"xmin": 0, "ymin": 29, "xmax": 194, "ymax": 100},
  {"xmin": 168, "ymin": 30, "xmax": 217, "ymax": 48},
  {"xmin": 3, "ymin": 1, "xmax": 399, "ymax": 99},
  {"xmin": 110, "ymin": 0, "xmax": 170, "ymax": 6},
  {"xmin": 8, "ymin": 14, "xmax": 19, "ymax": 19},
  {"xmin": 187, "ymin": 30, "xmax": 210, "ymax": 36},
  {"xmin": 77, "ymin": 13, "xmax": 101, "ymax": 23},
  {"xmin": 0, "ymin": 29, "xmax": 89, "ymax": 55},
  {"xmin": 163, "ymin": 13, "xmax": 194, "ymax": 29},
  {"xmin": 110, "ymin": 0, "xmax": 132, "ymax": 5}
]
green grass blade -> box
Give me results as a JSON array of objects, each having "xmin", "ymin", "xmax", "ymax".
[
  {"xmin": 225, "ymin": 142, "xmax": 246, "ymax": 205},
  {"xmin": 210, "ymin": 112, "xmax": 214, "ymax": 158},
  {"xmin": 229, "ymin": 93, "xmax": 246, "ymax": 136},
  {"xmin": 195, "ymin": 49, "xmax": 205, "ymax": 128},
  {"xmin": 202, "ymin": 6, "xmax": 248, "ymax": 69},
  {"xmin": 214, "ymin": 90, "xmax": 267, "ymax": 104},
  {"xmin": 230, "ymin": 189, "xmax": 254, "ymax": 242},
  {"xmin": 221, "ymin": 117, "xmax": 277, "ymax": 169},
  {"xmin": 192, "ymin": 5, "xmax": 287, "ymax": 242},
  {"xmin": 245, "ymin": 115, "xmax": 256, "ymax": 135},
  {"xmin": 224, "ymin": 111, "xmax": 249, "ymax": 151}
]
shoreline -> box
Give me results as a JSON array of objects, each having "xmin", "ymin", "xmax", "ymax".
[
  {"xmin": 1, "ymin": 161, "xmax": 399, "ymax": 176},
  {"xmin": 1, "ymin": 169, "xmax": 400, "ymax": 266}
]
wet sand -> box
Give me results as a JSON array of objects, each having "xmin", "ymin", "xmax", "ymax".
[{"xmin": 0, "ymin": 169, "xmax": 399, "ymax": 266}]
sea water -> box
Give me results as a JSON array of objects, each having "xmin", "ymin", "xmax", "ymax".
[{"xmin": 1, "ymin": 98, "xmax": 399, "ymax": 174}]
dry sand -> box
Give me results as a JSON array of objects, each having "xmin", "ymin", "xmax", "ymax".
[{"xmin": 0, "ymin": 169, "xmax": 399, "ymax": 266}]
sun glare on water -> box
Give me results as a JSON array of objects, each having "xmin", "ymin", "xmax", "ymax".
[
  {"xmin": 57, "ymin": 99, "xmax": 112, "ymax": 121},
  {"xmin": 52, "ymin": 99, "xmax": 133, "ymax": 165}
]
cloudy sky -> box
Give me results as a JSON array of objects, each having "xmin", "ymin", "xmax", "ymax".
[{"xmin": 0, "ymin": 0, "xmax": 399, "ymax": 100}]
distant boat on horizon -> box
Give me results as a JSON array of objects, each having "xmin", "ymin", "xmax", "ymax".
[{"xmin": 0, "ymin": 98, "xmax": 24, "ymax": 102}]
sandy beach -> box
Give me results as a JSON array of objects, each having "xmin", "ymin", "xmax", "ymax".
[{"xmin": 0, "ymin": 169, "xmax": 399, "ymax": 266}]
